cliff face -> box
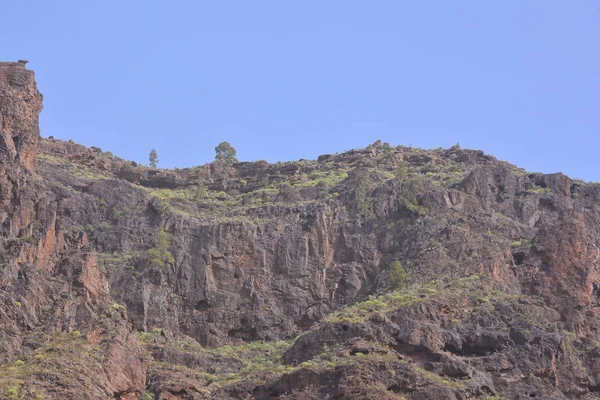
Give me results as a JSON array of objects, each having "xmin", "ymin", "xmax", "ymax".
[
  {"xmin": 2, "ymin": 64, "xmax": 600, "ymax": 399},
  {"xmin": 0, "ymin": 63, "xmax": 148, "ymax": 399},
  {"xmin": 0, "ymin": 61, "xmax": 42, "ymax": 241}
]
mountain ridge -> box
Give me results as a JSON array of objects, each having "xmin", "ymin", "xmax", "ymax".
[{"xmin": 2, "ymin": 62, "xmax": 600, "ymax": 399}]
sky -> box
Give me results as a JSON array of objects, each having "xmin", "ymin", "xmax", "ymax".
[{"xmin": 3, "ymin": 1, "xmax": 600, "ymax": 180}]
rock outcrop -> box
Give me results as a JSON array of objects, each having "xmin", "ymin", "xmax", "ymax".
[
  {"xmin": 1, "ymin": 63, "xmax": 600, "ymax": 399},
  {"xmin": 0, "ymin": 62, "xmax": 149, "ymax": 399}
]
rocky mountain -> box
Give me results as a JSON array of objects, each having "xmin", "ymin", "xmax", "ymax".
[{"xmin": 1, "ymin": 62, "xmax": 600, "ymax": 400}]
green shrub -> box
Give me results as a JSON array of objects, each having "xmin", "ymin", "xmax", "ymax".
[
  {"xmin": 20, "ymin": 236, "xmax": 37, "ymax": 245},
  {"xmin": 98, "ymin": 221, "xmax": 111, "ymax": 230},
  {"xmin": 527, "ymin": 186, "xmax": 552, "ymax": 195},
  {"xmin": 511, "ymin": 239, "xmax": 530, "ymax": 247},
  {"xmin": 146, "ymin": 248, "xmax": 162, "ymax": 266},
  {"xmin": 353, "ymin": 170, "xmax": 374, "ymax": 217},
  {"xmin": 146, "ymin": 228, "xmax": 175, "ymax": 268},
  {"xmin": 110, "ymin": 302, "xmax": 126, "ymax": 311},
  {"xmin": 141, "ymin": 393, "xmax": 154, "ymax": 400},
  {"xmin": 225, "ymin": 372, "xmax": 237, "ymax": 380},
  {"xmin": 14, "ymin": 301, "xmax": 22, "ymax": 308},
  {"xmin": 7, "ymin": 387, "xmax": 18, "ymax": 399},
  {"xmin": 153, "ymin": 198, "xmax": 172, "ymax": 215},
  {"xmin": 394, "ymin": 161, "xmax": 409, "ymax": 177},
  {"xmin": 194, "ymin": 182, "xmax": 208, "ymax": 200},
  {"xmin": 15, "ymin": 360, "xmax": 25, "ymax": 366},
  {"xmin": 404, "ymin": 200, "xmax": 429, "ymax": 216},
  {"xmin": 390, "ymin": 260, "xmax": 407, "ymax": 289}
]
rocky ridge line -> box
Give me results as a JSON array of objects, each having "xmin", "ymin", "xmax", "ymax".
[{"xmin": 1, "ymin": 62, "xmax": 600, "ymax": 399}]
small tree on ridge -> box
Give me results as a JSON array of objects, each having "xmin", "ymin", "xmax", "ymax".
[
  {"xmin": 214, "ymin": 141, "xmax": 238, "ymax": 164},
  {"xmin": 149, "ymin": 149, "xmax": 159, "ymax": 168}
]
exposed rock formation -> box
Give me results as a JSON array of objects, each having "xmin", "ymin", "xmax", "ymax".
[
  {"xmin": 0, "ymin": 61, "xmax": 40, "ymax": 173},
  {"xmin": 0, "ymin": 62, "xmax": 149, "ymax": 399},
  {"xmin": 1, "ymin": 63, "xmax": 600, "ymax": 399}
]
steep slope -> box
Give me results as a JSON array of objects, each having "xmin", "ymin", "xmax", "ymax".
[
  {"xmin": 1, "ymin": 63, "xmax": 600, "ymax": 399},
  {"xmin": 0, "ymin": 62, "xmax": 149, "ymax": 399}
]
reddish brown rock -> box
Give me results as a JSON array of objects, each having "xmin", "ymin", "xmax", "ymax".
[{"xmin": 0, "ymin": 61, "xmax": 43, "ymax": 173}]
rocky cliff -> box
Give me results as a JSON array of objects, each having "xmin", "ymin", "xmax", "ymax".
[{"xmin": 1, "ymin": 63, "xmax": 600, "ymax": 400}]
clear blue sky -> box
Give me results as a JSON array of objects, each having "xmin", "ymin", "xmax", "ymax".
[{"xmin": 4, "ymin": 1, "xmax": 600, "ymax": 180}]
